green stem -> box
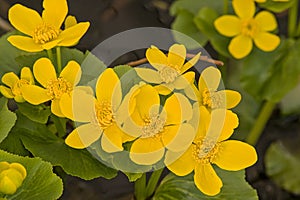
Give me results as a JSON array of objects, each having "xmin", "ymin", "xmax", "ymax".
[
  {"xmin": 47, "ymin": 49, "xmax": 54, "ymax": 62},
  {"xmin": 56, "ymin": 47, "xmax": 62, "ymax": 74},
  {"xmin": 134, "ymin": 173, "xmax": 147, "ymax": 200},
  {"xmin": 246, "ymin": 101, "xmax": 276, "ymax": 145},
  {"xmin": 223, "ymin": 0, "xmax": 229, "ymax": 14},
  {"xmin": 288, "ymin": 0, "xmax": 298, "ymax": 37},
  {"xmin": 145, "ymin": 168, "xmax": 164, "ymax": 198},
  {"xmin": 51, "ymin": 114, "xmax": 66, "ymax": 138}
]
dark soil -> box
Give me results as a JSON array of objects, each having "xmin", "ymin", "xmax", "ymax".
[{"xmin": 1, "ymin": 0, "xmax": 300, "ymax": 199}]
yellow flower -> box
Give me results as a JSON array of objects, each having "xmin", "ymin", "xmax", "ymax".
[
  {"xmin": 135, "ymin": 44, "xmax": 200, "ymax": 95},
  {"xmin": 0, "ymin": 67, "xmax": 34, "ymax": 103},
  {"xmin": 7, "ymin": 0, "xmax": 90, "ymax": 52},
  {"xmin": 165, "ymin": 107, "xmax": 257, "ymax": 196},
  {"xmin": 0, "ymin": 161, "xmax": 27, "ymax": 195},
  {"xmin": 187, "ymin": 67, "xmax": 241, "ymax": 110},
  {"xmin": 21, "ymin": 58, "xmax": 82, "ymax": 117},
  {"xmin": 214, "ymin": 0, "xmax": 280, "ymax": 59},
  {"xmin": 60, "ymin": 68, "xmax": 134, "ymax": 152},
  {"xmin": 122, "ymin": 83, "xmax": 195, "ymax": 165}
]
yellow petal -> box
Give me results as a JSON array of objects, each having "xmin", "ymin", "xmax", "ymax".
[
  {"xmin": 167, "ymin": 44, "xmax": 186, "ymax": 69},
  {"xmin": 8, "ymin": 4, "xmax": 42, "ymax": 36},
  {"xmin": 198, "ymin": 66, "xmax": 221, "ymax": 92},
  {"xmin": 60, "ymin": 61, "xmax": 82, "ymax": 85},
  {"xmin": 22, "ymin": 85, "xmax": 51, "ymax": 105},
  {"xmin": 184, "ymin": 84, "xmax": 199, "ymax": 101},
  {"xmin": 180, "ymin": 53, "xmax": 200, "ymax": 74},
  {"xmin": 165, "ymin": 146, "xmax": 196, "ymax": 176},
  {"xmin": 41, "ymin": 39, "xmax": 61, "ymax": 50},
  {"xmin": 194, "ymin": 164, "xmax": 223, "ymax": 196},
  {"xmin": 10, "ymin": 163, "xmax": 27, "ymax": 179},
  {"xmin": 173, "ymin": 72, "xmax": 195, "ymax": 90},
  {"xmin": 162, "ymin": 124, "xmax": 195, "ymax": 152},
  {"xmin": 229, "ymin": 35, "xmax": 253, "ymax": 59},
  {"xmin": 57, "ymin": 22, "xmax": 90, "ymax": 47},
  {"xmin": 65, "ymin": 15, "xmax": 77, "ymax": 28},
  {"xmin": 135, "ymin": 68, "xmax": 162, "ymax": 83},
  {"xmin": 33, "ymin": 58, "xmax": 57, "ymax": 87},
  {"xmin": 42, "ymin": 0, "xmax": 68, "ymax": 29},
  {"xmin": 214, "ymin": 15, "xmax": 241, "ymax": 37},
  {"xmin": 195, "ymin": 106, "xmax": 210, "ymax": 139},
  {"xmin": 101, "ymin": 124, "xmax": 125, "ymax": 153},
  {"xmin": 0, "ymin": 86, "xmax": 14, "ymax": 98},
  {"xmin": 146, "ymin": 46, "xmax": 167, "ymax": 70},
  {"xmin": 51, "ymin": 99, "xmax": 64, "ymax": 117},
  {"xmin": 14, "ymin": 95, "xmax": 25, "ymax": 103},
  {"xmin": 216, "ymin": 110, "xmax": 239, "ymax": 142},
  {"xmin": 135, "ymin": 84, "xmax": 160, "ymax": 119},
  {"xmin": 154, "ymin": 84, "xmax": 173, "ymax": 95},
  {"xmin": 60, "ymin": 89, "xmax": 96, "ymax": 122},
  {"xmin": 96, "ymin": 68, "xmax": 122, "ymax": 108},
  {"xmin": 224, "ymin": 90, "xmax": 241, "ymax": 109},
  {"xmin": 20, "ymin": 67, "xmax": 34, "ymax": 84},
  {"xmin": 213, "ymin": 140, "xmax": 257, "ymax": 171},
  {"xmin": 7, "ymin": 36, "xmax": 43, "ymax": 52},
  {"xmin": 65, "ymin": 123, "xmax": 102, "ymax": 149},
  {"xmin": 130, "ymin": 137, "xmax": 165, "ymax": 165},
  {"xmin": 233, "ymin": 0, "xmax": 255, "ymax": 19},
  {"xmin": 254, "ymin": 32, "xmax": 280, "ymax": 52},
  {"xmin": 2, "ymin": 72, "xmax": 18, "ymax": 88},
  {"xmin": 255, "ymin": 11, "xmax": 277, "ymax": 32}
]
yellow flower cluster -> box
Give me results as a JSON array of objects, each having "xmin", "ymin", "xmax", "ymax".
[{"xmin": 0, "ymin": 162, "xmax": 27, "ymax": 195}]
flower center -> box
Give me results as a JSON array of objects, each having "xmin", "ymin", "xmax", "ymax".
[
  {"xmin": 95, "ymin": 101, "xmax": 114, "ymax": 129},
  {"xmin": 141, "ymin": 114, "xmax": 166, "ymax": 138},
  {"xmin": 33, "ymin": 23, "xmax": 60, "ymax": 44},
  {"xmin": 46, "ymin": 78, "xmax": 72, "ymax": 100},
  {"xmin": 192, "ymin": 138, "xmax": 220, "ymax": 164},
  {"xmin": 241, "ymin": 19, "xmax": 259, "ymax": 38},
  {"xmin": 158, "ymin": 66, "xmax": 180, "ymax": 84},
  {"xmin": 202, "ymin": 88, "xmax": 223, "ymax": 109},
  {"xmin": 12, "ymin": 79, "xmax": 29, "ymax": 96}
]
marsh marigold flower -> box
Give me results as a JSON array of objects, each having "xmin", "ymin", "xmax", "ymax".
[
  {"xmin": 165, "ymin": 107, "xmax": 257, "ymax": 196},
  {"xmin": 60, "ymin": 68, "xmax": 134, "ymax": 152},
  {"xmin": 121, "ymin": 83, "xmax": 195, "ymax": 165},
  {"xmin": 21, "ymin": 58, "xmax": 82, "ymax": 117},
  {"xmin": 0, "ymin": 161, "xmax": 27, "ymax": 195},
  {"xmin": 135, "ymin": 44, "xmax": 200, "ymax": 95},
  {"xmin": 214, "ymin": 0, "xmax": 280, "ymax": 59},
  {"xmin": 8, "ymin": 0, "xmax": 90, "ymax": 52},
  {"xmin": 0, "ymin": 67, "xmax": 34, "ymax": 103}
]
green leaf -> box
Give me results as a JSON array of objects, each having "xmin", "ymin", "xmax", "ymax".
[
  {"xmin": 280, "ymin": 81, "xmax": 300, "ymax": 115},
  {"xmin": 259, "ymin": 0, "xmax": 296, "ymax": 13},
  {"xmin": 241, "ymin": 38, "xmax": 300, "ymax": 102},
  {"xmin": 194, "ymin": 7, "xmax": 231, "ymax": 57},
  {"xmin": 0, "ymin": 149, "xmax": 63, "ymax": 200},
  {"xmin": 14, "ymin": 113, "xmax": 117, "ymax": 180},
  {"xmin": 153, "ymin": 167, "xmax": 258, "ymax": 200},
  {"xmin": 17, "ymin": 102, "xmax": 51, "ymax": 124},
  {"xmin": 0, "ymin": 98, "xmax": 17, "ymax": 143},
  {"xmin": 171, "ymin": 10, "xmax": 208, "ymax": 49},
  {"xmin": 0, "ymin": 31, "xmax": 29, "ymax": 77},
  {"xmin": 15, "ymin": 52, "xmax": 47, "ymax": 69},
  {"xmin": 265, "ymin": 140, "xmax": 300, "ymax": 194},
  {"xmin": 124, "ymin": 172, "xmax": 143, "ymax": 182},
  {"xmin": 170, "ymin": 0, "xmax": 223, "ymax": 16}
]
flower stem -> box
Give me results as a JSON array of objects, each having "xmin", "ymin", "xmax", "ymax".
[
  {"xmin": 51, "ymin": 114, "xmax": 66, "ymax": 138},
  {"xmin": 134, "ymin": 173, "xmax": 147, "ymax": 200},
  {"xmin": 246, "ymin": 101, "xmax": 276, "ymax": 145},
  {"xmin": 288, "ymin": 0, "xmax": 299, "ymax": 37},
  {"xmin": 56, "ymin": 47, "xmax": 62, "ymax": 74},
  {"xmin": 145, "ymin": 168, "xmax": 164, "ymax": 198},
  {"xmin": 47, "ymin": 49, "xmax": 54, "ymax": 62}
]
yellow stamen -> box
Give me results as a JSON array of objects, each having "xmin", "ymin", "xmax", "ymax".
[
  {"xmin": 192, "ymin": 138, "xmax": 220, "ymax": 164},
  {"xmin": 33, "ymin": 23, "xmax": 60, "ymax": 44},
  {"xmin": 95, "ymin": 101, "xmax": 114, "ymax": 129},
  {"xmin": 46, "ymin": 77, "xmax": 72, "ymax": 99},
  {"xmin": 141, "ymin": 114, "xmax": 165, "ymax": 138},
  {"xmin": 202, "ymin": 88, "xmax": 223, "ymax": 109},
  {"xmin": 241, "ymin": 19, "xmax": 259, "ymax": 38},
  {"xmin": 12, "ymin": 79, "xmax": 29, "ymax": 96},
  {"xmin": 158, "ymin": 66, "xmax": 180, "ymax": 84}
]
